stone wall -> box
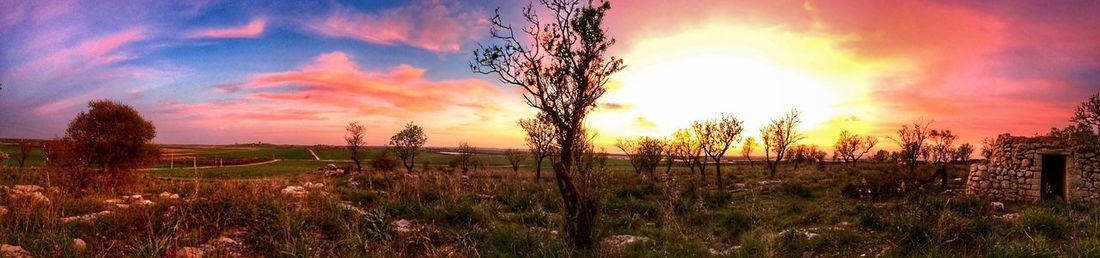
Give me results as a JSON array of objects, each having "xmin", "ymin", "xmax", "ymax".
[{"xmin": 964, "ymin": 134, "xmax": 1100, "ymax": 202}]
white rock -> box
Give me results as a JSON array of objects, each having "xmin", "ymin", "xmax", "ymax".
[
  {"xmin": 60, "ymin": 210, "xmax": 112, "ymax": 223},
  {"xmin": 603, "ymin": 235, "xmax": 651, "ymax": 247},
  {"xmin": 991, "ymin": 202, "xmax": 1005, "ymax": 211},
  {"xmin": 0, "ymin": 244, "xmax": 32, "ymax": 258},
  {"xmin": 73, "ymin": 238, "xmax": 86, "ymax": 252},
  {"xmin": 136, "ymin": 200, "xmax": 155, "ymax": 206},
  {"xmin": 393, "ymin": 219, "xmax": 414, "ymax": 233},
  {"xmin": 159, "ymin": 192, "xmax": 181, "ymax": 199},
  {"xmin": 0, "ymin": 206, "xmax": 7, "ymax": 217},
  {"xmin": 281, "ymin": 186, "xmax": 308, "ymax": 198},
  {"xmin": 12, "ymin": 185, "xmax": 43, "ymax": 192}
]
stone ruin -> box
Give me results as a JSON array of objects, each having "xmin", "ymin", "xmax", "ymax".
[{"xmin": 965, "ymin": 133, "xmax": 1100, "ymax": 202}]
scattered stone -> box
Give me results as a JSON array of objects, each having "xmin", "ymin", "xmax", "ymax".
[
  {"xmin": 393, "ymin": 219, "xmax": 414, "ymax": 234},
  {"xmin": 603, "ymin": 235, "xmax": 650, "ymax": 248},
  {"xmin": 175, "ymin": 247, "xmax": 204, "ymax": 258},
  {"xmin": 0, "ymin": 244, "xmax": 32, "ymax": 258},
  {"xmin": 136, "ymin": 199, "xmax": 156, "ymax": 206},
  {"xmin": 991, "ymin": 202, "xmax": 1005, "ymax": 211},
  {"xmin": 338, "ymin": 201, "xmax": 367, "ymax": 215},
  {"xmin": 304, "ymin": 182, "xmax": 324, "ymax": 189},
  {"xmin": 281, "ymin": 186, "xmax": 308, "ymax": 198},
  {"xmin": 60, "ymin": 210, "xmax": 112, "ymax": 223},
  {"xmin": 0, "ymin": 206, "xmax": 7, "ymax": 217},
  {"xmin": 159, "ymin": 192, "xmax": 181, "ymax": 199},
  {"xmin": 72, "ymin": 238, "xmax": 87, "ymax": 252},
  {"xmin": 995, "ymin": 213, "xmax": 1020, "ymax": 221},
  {"xmin": 13, "ymin": 185, "xmax": 43, "ymax": 192}
]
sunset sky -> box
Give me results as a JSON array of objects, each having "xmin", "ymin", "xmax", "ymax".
[{"xmin": 1, "ymin": 0, "xmax": 1098, "ymax": 151}]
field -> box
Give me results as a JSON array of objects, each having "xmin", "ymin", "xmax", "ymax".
[{"xmin": 2, "ymin": 145, "xmax": 1100, "ymax": 257}]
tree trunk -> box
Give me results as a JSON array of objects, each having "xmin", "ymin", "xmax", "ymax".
[
  {"xmin": 713, "ymin": 156, "xmax": 722, "ymax": 187},
  {"xmin": 664, "ymin": 157, "xmax": 673, "ymax": 174},
  {"xmin": 554, "ymin": 128, "xmax": 596, "ymax": 250},
  {"xmin": 698, "ymin": 159, "xmax": 707, "ymax": 180},
  {"xmin": 535, "ymin": 156, "xmax": 544, "ymax": 181},
  {"xmin": 746, "ymin": 157, "xmax": 753, "ymax": 168}
]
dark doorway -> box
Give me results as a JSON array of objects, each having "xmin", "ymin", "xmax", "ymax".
[{"xmin": 1041, "ymin": 155, "xmax": 1066, "ymax": 201}]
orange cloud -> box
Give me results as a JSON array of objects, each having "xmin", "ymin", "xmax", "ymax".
[
  {"xmin": 187, "ymin": 18, "xmax": 266, "ymax": 38},
  {"xmin": 309, "ymin": 1, "xmax": 484, "ymax": 52}
]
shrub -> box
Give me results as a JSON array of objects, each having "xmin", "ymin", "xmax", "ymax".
[
  {"xmin": 780, "ymin": 182, "xmax": 813, "ymax": 199},
  {"xmin": 369, "ymin": 151, "xmax": 399, "ymax": 172}
]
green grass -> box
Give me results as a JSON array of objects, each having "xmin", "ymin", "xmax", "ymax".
[
  {"xmin": 0, "ymin": 144, "xmax": 46, "ymax": 167},
  {"xmin": 147, "ymin": 159, "xmax": 335, "ymax": 179}
]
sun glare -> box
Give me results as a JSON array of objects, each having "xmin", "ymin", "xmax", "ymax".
[{"xmin": 591, "ymin": 24, "xmax": 887, "ymax": 147}]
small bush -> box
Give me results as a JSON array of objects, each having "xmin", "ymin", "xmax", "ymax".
[
  {"xmin": 369, "ymin": 151, "xmax": 399, "ymax": 172},
  {"xmin": 780, "ymin": 182, "xmax": 813, "ymax": 199}
]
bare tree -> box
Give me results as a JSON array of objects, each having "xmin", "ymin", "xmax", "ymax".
[
  {"xmin": 389, "ymin": 122, "xmax": 427, "ymax": 173},
  {"xmin": 741, "ymin": 137, "xmax": 756, "ymax": 168},
  {"xmin": 471, "ymin": 0, "xmax": 624, "ymax": 248},
  {"xmin": 956, "ymin": 143, "xmax": 974, "ymax": 163},
  {"xmin": 1072, "ymin": 92, "xmax": 1100, "ymax": 133},
  {"xmin": 761, "ymin": 109, "xmax": 805, "ymax": 178},
  {"xmin": 891, "ymin": 120, "xmax": 932, "ymax": 177},
  {"xmin": 345, "ymin": 122, "xmax": 366, "ymax": 173},
  {"xmin": 695, "ymin": 114, "xmax": 744, "ymax": 186},
  {"xmin": 615, "ymin": 137, "xmax": 665, "ymax": 179},
  {"xmin": 833, "ymin": 130, "xmax": 877, "ymax": 166},
  {"xmin": 449, "ymin": 142, "xmax": 481, "ymax": 175},
  {"xmin": 927, "ymin": 129, "xmax": 957, "ymax": 188},
  {"xmin": 519, "ymin": 116, "xmax": 556, "ymax": 181},
  {"xmin": 505, "ymin": 148, "xmax": 527, "ymax": 173},
  {"xmin": 17, "ymin": 141, "xmax": 32, "ymax": 168},
  {"xmin": 671, "ymin": 128, "xmax": 704, "ymax": 175}
]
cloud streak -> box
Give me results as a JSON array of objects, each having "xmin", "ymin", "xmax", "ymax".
[
  {"xmin": 309, "ymin": 0, "xmax": 485, "ymax": 52},
  {"xmin": 187, "ymin": 18, "xmax": 266, "ymax": 38}
]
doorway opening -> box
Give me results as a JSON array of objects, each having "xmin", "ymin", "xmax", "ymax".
[{"xmin": 1040, "ymin": 155, "xmax": 1067, "ymax": 201}]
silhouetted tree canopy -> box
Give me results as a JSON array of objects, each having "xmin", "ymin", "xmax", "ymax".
[
  {"xmin": 389, "ymin": 122, "xmax": 427, "ymax": 173},
  {"xmin": 61, "ymin": 100, "xmax": 158, "ymax": 183}
]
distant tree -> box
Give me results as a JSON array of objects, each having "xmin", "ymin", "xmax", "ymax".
[
  {"xmin": 671, "ymin": 128, "xmax": 704, "ymax": 175},
  {"xmin": 761, "ymin": 110, "xmax": 806, "ymax": 178},
  {"xmin": 1072, "ymin": 92, "xmax": 1100, "ymax": 133},
  {"xmin": 956, "ymin": 143, "xmax": 974, "ymax": 163},
  {"xmin": 834, "ymin": 130, "xmax": 878, "ymax": 166},
  {"xmin": 519, "ymin": 116, "xmax": 556, "ymax": 181},
  {"xmin": 690, "ymin": 121, "xmax": 710, "ymax": 180},
  {"xmin": 871, "ymin": 149, "xmax": 891, "ymax": 163},
  {"xmin": 345, "ymin": 122, "xmax": 367, "ymax": 173},
  {"xmin": 17, "ymin": 141, "xmax": 32, "ymax": 168},
  {"xmin": 0, "ymin": 152, "xmax": 8, "ymax": 167},
  {"xmin": 891, "ymin": 120, "xmax": 932, "ymax": 177},
  {"xmin": 471, "ymin": 0, "xmax": 624, "ymax": 248},
  {"xmin": 980, "ymin": 138, "xmax": 994, "ymax": 161},
  {"xmin": 741, "ymin": 137, "xmax": 757, "ymax": 168},
  {"xmin": 927, "ymin": 129, "xmax": 958, "ymax": 187},
  {"xmin": 389, "ymin": 122, "xmax": 427, "ymax": 173},
  {"xmin": 695, "ymin": 114, "xmax": 744, "ymax": 186},
  {"xmin": 661, "ymin": 138, "xmax": 676, "ymax": 174},
  {"xmin": 450, "ymin": 142, "xmax": 481, "ymax": 175},
  {"xmin": 809, "ymin": 147, "xmax": 828, "ymax": 170},
  {"xmin": 615, "ymin": 137, "xmax": 665, "ymax": 179},
  {"xmin": 505, "ymin": 148, "xmax": 527, "ymax": 173},
  {"xmin": 61, "ymin": 100, "xmax": 158, "ymax": 185}
]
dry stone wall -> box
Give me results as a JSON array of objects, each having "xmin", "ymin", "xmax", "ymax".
[{"xmin": 964, "ymin": 134, "xmax": 1100, "ymax": 202}]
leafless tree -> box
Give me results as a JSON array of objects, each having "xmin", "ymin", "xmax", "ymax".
[
  {"xmin": 926, "ymin": 129, "xmax": 958, "ymax": 187},
  {"xmin": 471, "ymin": 0, "xmax": 624, "ymax": 248},
  {"xmin": 615, "ymin": 136, "xmax": 665, "ymax": 179},
  {"xmin": 505, "ymin": 148, "xmax": 527, "ymax": 173},
  {"xmin": 345, "ymin": 122, "xmax": 366, "ymax": 173},
  {"xmin": 741, "ymin": 137, "xmax": 756, "ymax": 168},
  {"xmin": 1072, "ymin": 92, "xmax": 1100, "ymax": 133},
  {"xmin": 694, "ymin": 114, "xmax": 744, "ymax": 186},
  {"xmin": 389, "ymin": 122, "xmax": 427, "ymax": 173},
  {"xmin": 519, "ymin": 116, "xmax": 556, "ymax": 181},
  {"xmin": 890, "ymin": 120, "xmax": 932, "ymax": 177},
  {"xmin": 671, "ymin": 128, "xmax": 704, "ymax": 175},
  {"xmin": 761, "ymin": 109, "xmax": 805, "ymax": 178},
  {"xmin": 833, "ymin": 130, "xmax": 877, "ymax": 166}
]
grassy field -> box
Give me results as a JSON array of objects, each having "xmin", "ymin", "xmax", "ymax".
[{"xmin": 4, "ymin": 155, "xmax": 1100, "ymax": 257}]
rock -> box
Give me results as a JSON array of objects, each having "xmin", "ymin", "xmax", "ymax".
[
  {"xmin": 0, "ymin": 244, "xmax": 32, "ymax": 258},
  {"xmin": 159, "ymin": 192, "xmax": 181, "ymax": 199},
  {"xmin": 20, "ymin": 191, "xmax": 51, "ymax": 205},
  {"xmin": 603, "ymin": 235, "xmax": 650, "ymax": 248},
  {"xmin": 60, "ymin": 210, "xmax": 113, "ymax": 223},
  {"xmin": 73, "ymin": 238, "xmax": 86, "ymax": 252},
  {"xmin": 304, "ymin": 182, "xmax": 324, "ymax": 189},
  {"xmin": 175, "ymin": 247, "xmax": 204, "ymax": 258},
  {"xmin": 136, "ymin": 200, "xmax": 155, "ymax": 206},
  {"xmin": 0, "ymin": 206, "xmax": 7, "ymax": 217},
  {"xmin": 991, "ymin": 202, "xmax": 1005, "ymax": 211},
  {"xmin": 281, "ymin": 186, "xmax": 308, "ymax": 198},
  {"xmin": 392, "ymin": 219, "xmax": 414, "ymax": 234},
  {"xmin": 13, "ymin": 185, "xmax": 43, "ymax": 192}
]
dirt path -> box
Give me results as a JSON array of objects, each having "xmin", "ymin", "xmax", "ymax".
[
  {"xmin": 308, "ymin": 149, "xmax": 320, "ymax": 160},
  {"xmin": 141, "ymin": 159, "xmax": 281, "ymax": 171}
]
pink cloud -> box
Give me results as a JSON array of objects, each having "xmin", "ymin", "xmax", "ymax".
[
  {"xmin": 309, "ymin": 1, "xmax": 484, "ymax": 52},
  {"xmin": 187, "ymin": 18, "xmax": 266, "ymax": 38}
]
